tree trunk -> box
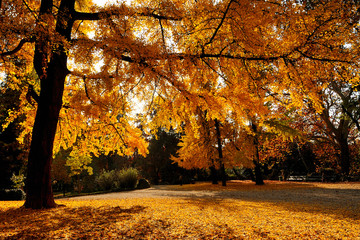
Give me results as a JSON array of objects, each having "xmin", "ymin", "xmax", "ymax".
[
  {"xmin": 339, "ymin": 139, "xmax": 350, "ymax": 177},
  {"xmin": 210, "ymin": 165, "xmax": 218, "ymax": 184},
  {"xmin": 214, "ymin": 119, "xmax": 226, "ymax": 186},
  {"xmin": 220, "ymin": 162, "xmax": 226, "ymax": 186},
  {"xmin": 24, "ymin": 0, "xmax": 74, "ymax": 209},
  {"xmin": 24, "ymin": 57, "xmax": 69, "ymax": 209},
  {"xmin": 254, "ymin": 161, "xmax": 264, "ymax": 185},
  {"xmin": 248, "ymin": 169, "xmax": 255, "ymax": 182},
  {"xmin": 251, "ymin": 122, "xmax": 264, "ymax": 185}
]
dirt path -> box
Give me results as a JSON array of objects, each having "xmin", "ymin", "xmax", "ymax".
[
  {"xmin": 64, "ymin": 181, "xmax": 360, "ymax": 212},
  {"xmin": 63, "ymin": 185, "xmax": 217, "ymax": 200}
]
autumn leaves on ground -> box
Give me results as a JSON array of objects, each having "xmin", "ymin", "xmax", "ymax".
[{"xmin": 1, "ymin": 181, "xmax": 359, "ymax": 239}]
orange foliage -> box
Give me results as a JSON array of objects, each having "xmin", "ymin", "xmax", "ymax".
[{"xmin": 3, "ymin": 0, "xmax": 359, "ymax": 160}]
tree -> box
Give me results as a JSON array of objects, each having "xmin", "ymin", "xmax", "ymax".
[
  {"xmin": 1, "ymin": 0, "xmax": 159, "ymax": 208},
  {"xmin": 170, "ymin": 109, "xmax": 228, "ymax": 185},
  {"xmin": 1, "ymin": 0, "xmax": 359, "ymax": 208},
  {"xmin": 52, "ymin": 149, "xmax": 72, "ymax": 196},
  {"xmin": 140, "ymin": 128, "xmax": 181, "ymax": 184},
  {"xmin": 0, "ymin": 86, "xmax": 26, "ymax": 189},
  {"xmin": 299, "ymin": 79, "xmax": 360, "ymax": 176}
]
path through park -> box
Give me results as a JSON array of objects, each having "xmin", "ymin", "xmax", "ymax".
[
  {"xmin": 2, "ymin": 181, "xmax": 360, "ymax": 239},
  {"xmin": 68, "ymin": 180, "xmax": 360, "ymax": 212}
]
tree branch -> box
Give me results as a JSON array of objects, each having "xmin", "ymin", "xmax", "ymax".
[
  {"xmin": 22, "ymin": 0, "xmax": 38, "ymax": 20},
  {"xmin": 73, "ymin": 11, "xmax": 106, "ymax": 21},
  {"xmin": 0, "ymin": 36, "xmax": 35, "ymax": 57},
  {"xmin": 176, "ymin": 53, "xmax": 285, "ymax": 61},
  {"xmin": 83, "ymin": 76, "xmax": 95, "ymax": 104},
  {"xmin": 138, "ymin": 10, "xmax": 182, "ymax": 21},
  {"xmin": 25, "ymin": 84, "xmax": 40, "ymax": 106},
  {"xmin": 342, "ymin": 105, "xmax": 360, "ymax": 131},
  {"xmin": 203, "ymin": 0, "xmax": 233, "ymax": 49},
  {"xmin": 297, "ymin": 50, "xmax": 352, "ymax": 64},
  {"xmin": 73, "ymin": 7, "xmax": 182, "ymax": 21}
]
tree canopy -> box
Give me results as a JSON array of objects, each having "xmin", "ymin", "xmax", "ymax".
[{"xmin": 1, "ymin": 0, "xmax": 360, "ymax": 208}]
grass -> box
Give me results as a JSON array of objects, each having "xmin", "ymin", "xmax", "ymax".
[{"xmin": 1, "ymin": 181, "xmax": 359, "ymax": 239}]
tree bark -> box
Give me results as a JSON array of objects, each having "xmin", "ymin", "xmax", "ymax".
[
  {"xmin": 209, "ymin": 165, "xmax": 218, "ymax": 184},
  {"xmin": 24, "ymin": 0, "xmax": 74, "ymax": 209},
  {"xmin": 320, "ymin": 106, "xmax": 352, "ymax": 177},
  {"xmin": 214, "ymin": 119, "xmax": 226, "ymax": 186},
  {"xmin": 251, "ymin": 122, "xmax": 264, "ymax": 185},
  {"xmin": 339, "ymin": 138, "xmax": 350, "ymax": 177},
  {"xmin": 254, "ymin": 161, "xmax": 264, "ymax": 185}
]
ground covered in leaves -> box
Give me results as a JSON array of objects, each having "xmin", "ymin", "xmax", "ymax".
[{"xmin": 1, "ymin": 181, "xmax": 359, "ymax": 239}]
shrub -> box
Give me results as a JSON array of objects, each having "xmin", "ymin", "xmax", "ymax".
[
  {"xmin": 118, "ymin": 168, "xmax": 138, "ymax": 189},
  {"xmin": 95, "ymin": 170, "xmax": 116, "ymax": 191},
  {"xmin": 10, "ymin": 173, "xmax": 26, "ymax": 189},
  {"xmin": 0, "ymin": 189, "xmax": 26, "ymax": 200},
  {"xmin": 137, "ymin": 178, "xmax": 151, "ymax": 189},
  {"xmin": 81, "ymin": 175, "xmax": 98, "ymax": 193},
  {"xmin": 95, "ymin": 168, "xmax": 139, "ymax": 191}
]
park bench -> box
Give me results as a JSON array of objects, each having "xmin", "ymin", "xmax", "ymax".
[
  {"xmin": 287, "ymin": 175, "xmax": 307, "ymax": 181},
  {"xmin": 287, "ymin": 175, "xmax": 337, "ymax": 182}
]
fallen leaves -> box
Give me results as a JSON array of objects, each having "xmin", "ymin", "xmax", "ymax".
[{"xmin": 1, "ymin": 182, "xmax": 359, "ymax": 239}]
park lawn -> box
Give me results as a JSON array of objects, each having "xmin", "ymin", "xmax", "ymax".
[{"xmin": 1, "ymin": 183, "xmax": 359, "ymax": 239}]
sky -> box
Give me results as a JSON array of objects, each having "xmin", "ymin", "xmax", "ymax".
[
  {"xmin": 92, "ymin": 0, "xmax": 109, "ymax": 6},
  {"xmin": 92, "ymin": 0, "xmax": 129, "ymax": 6},
  {"xmin": 0, "ymin": 71, "xmax": 5, "ymax": 84}
]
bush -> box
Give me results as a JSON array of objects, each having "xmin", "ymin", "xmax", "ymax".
[
  {"xmin": 95, "ymin": 170, "xmax": 116, "ymax": 191},
  {"xmin": 95, "ymin": 168, "xmax": 139, "ymax": 191},
  {"xmin": 137, "ymin": 178, "xmax": 151, "ymax": 189},
  {"xmin": 10, "ymin": 173, "xmax": 26, "ymax": 189},
  {"xmin": 118, "ymin": 168, "xmax": 138, "ymax": 189},
  {"xmin": 81, "ymin": 175, "xmax": 98, "ymax": 193},
  {"xmin": 0, "ymin": 189, "xmax": 26, "ymax": 200}
]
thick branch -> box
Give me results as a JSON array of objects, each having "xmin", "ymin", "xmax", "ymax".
[
  {"xmin": 172, "ymin": 50, "xmax": 353, "ymax": 64},
  {"xmin": 0, "ymin": 37, "xmax": 35, "ymax": 57},
  {"xmin": 342, "ymin": 105, "xmax": 360, "ymax": 131},
  {"xmin": 25, "ymin": 84, "xmax": 39, "ymax": 106},
  {"xmin": 73, "ymin": 11, "xmax": 106, "ymax": 21},
  {"xmin": 74, "ymin": 8, "xmax": 182, "ymax": 21}
]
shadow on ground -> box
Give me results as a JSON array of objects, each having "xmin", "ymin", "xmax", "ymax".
[
  {"xmin": 150, "ymin": 182, "xmax": 360, "ymax": 220},
  {"xmin": 1, "ymin": 205, "xmax": 146, "ymax": 239}
]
